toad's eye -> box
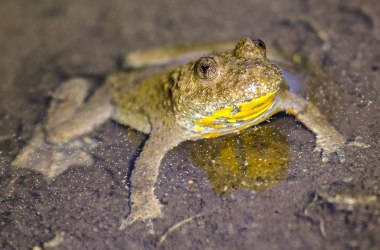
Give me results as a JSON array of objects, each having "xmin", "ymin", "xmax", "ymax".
[
  {"xmin": 257, "ymin": 39, "xmax": 266, "ymax": 51},
  {"xmin": 195, "ymin": 57, "xmax": 219, "ymax": 80}
]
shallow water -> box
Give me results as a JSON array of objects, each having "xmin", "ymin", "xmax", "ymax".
[{"xmin": 191, "ymin": 125, "xmax": 290, "ymax": 194}]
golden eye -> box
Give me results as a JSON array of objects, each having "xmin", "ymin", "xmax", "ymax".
[{"xmin": 195, "ymin": 57, "xmax": 219, "ymax": 80}]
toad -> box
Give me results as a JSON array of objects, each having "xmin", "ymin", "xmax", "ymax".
[{"xmin": 12, "ymin": 38, "xmax": 346, "ymax": 228}]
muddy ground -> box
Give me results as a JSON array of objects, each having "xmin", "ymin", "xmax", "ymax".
[{"xmin": 0, "ymin": 0, "xmax": 379, "ymax": 249}]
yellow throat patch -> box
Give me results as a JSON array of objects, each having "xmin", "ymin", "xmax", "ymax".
[{"xmin": 194, "ymin": 91, "xmax": 277, "ymax": 138}]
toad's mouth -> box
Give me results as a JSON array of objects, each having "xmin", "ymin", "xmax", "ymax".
[{"xmin": 193, "ymin": 91, "xmax": 277, "ymax": 137}]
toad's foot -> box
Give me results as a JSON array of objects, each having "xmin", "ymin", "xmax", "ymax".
[
  {"xmin": 12, "ymin": 78, "xmax": 112, "ymax": 179},
  {"xmin": 11, "ymin": 125, "xmax": 95, "ymax": 179},
  {"xmin": 315, "ymin": 136, "xmax": 371, "ymax": 163},
  {"xmin": 314, "ymin": 133, "xmax": 346, "ymax": 163},
  {"xmin": 119, "ymin": 190, "xmax": 163, "ymax": 230}
]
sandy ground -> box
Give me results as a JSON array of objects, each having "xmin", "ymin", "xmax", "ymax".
[{"xmin": 0, "ymin": 0, "xmax": 379, "ymax": 249}]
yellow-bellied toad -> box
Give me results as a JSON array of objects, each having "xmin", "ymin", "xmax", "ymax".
[{"xmin": 12, "ymin": 38, "xmax": 346, "ymax": 228}]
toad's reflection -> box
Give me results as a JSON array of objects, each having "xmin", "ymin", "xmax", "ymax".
[{"xmin": 191, "ymin": 125, "xmax": 291, "ymax": 194}]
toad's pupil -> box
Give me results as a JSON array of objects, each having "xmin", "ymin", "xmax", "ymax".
[
  {"xmin": 257, "ymin": 39, "xmax": 266, "ymax": 50},
  {"xmin": 201, "ymin": 65, "xmax": 210, "ymax": 73}
]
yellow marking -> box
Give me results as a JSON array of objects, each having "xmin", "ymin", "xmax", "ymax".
[
  {"xmin": 194, "ymin": 125, "xmax": 204, "ymax": 132},
  {"xmin": 194, "ymin": 91, "xmax": 277, "ymax": 133},
  {"xmin": 233, "ymin": 93, "xmax": 275, "ymax": 121},
  {"xmin": 195, "ymin": 107, "xmax": 233, "ymax": 126},
  {"xmin": 202, "ymin": 132, "xmax": 222, "ymax": 138}
]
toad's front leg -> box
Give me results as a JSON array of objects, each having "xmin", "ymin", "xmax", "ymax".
[
  {"xmin": 275, "ymin": 89, "xmax": 346, "ymax": 162},
  {"xmin": 120, "ymin": 125, "xmax": 184, "ymax": 229}
]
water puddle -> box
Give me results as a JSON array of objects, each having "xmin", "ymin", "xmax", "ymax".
[{"xmin": 190, "ymin": 125, "xmax": 290, "ymax": 194}]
